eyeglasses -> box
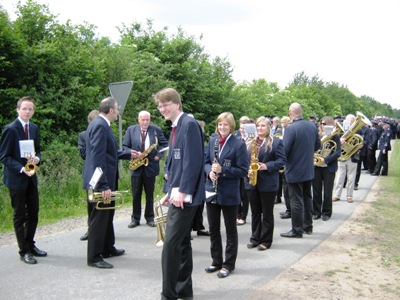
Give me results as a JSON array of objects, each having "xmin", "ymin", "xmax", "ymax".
[
  {"xmin": 157, "ymin": 102, "xmax": 173, "ymax": 110},
  {"xmin": 321, "ymin": 123, "xmax": 326, "ymax": 125}
]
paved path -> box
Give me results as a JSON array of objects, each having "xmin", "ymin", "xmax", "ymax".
[{"xmin": 0, "ymin": 172, "xmax": 377, "ymax": 300}]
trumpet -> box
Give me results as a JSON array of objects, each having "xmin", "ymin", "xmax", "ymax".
[
  {"xmin": 154, "ymin": 200, "xmax": 167, "ymax": 246},
  {"xmin": 87, "ymin": 188, "xmax": 127, "ymax": 210},
  {"xmin": 25, "ymin": 155, "xmax": 37, "ymax": 175}
]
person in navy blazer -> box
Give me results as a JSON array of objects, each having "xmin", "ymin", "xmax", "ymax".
[
  {"xmin": 82, "ymin": 97, "xmax": 132, "ymax": 269},
  {"xmin": 244, "ymin": 116, "xmax": 286, "ymax": 250},
  {"xmin": 154, "ymin": 88, "xmax": 205, "ymax": 300},
  {"xmin": 204, "ymin": 112, "xmax": 249, "ymax": 279},
  {"xmin": 0, "ymin": 96, "xmax": 47, "ymax": 264},
  {"xmin": 123, "ymin": 110, "xmax": 168, "ymax": 228},
  {"xmin": 281, "ymin": 103, "xmax": 320, "ymax": 238},
  {"xmin": 312, "ymin": 116, "xmax": 341, "ymax": 221}
]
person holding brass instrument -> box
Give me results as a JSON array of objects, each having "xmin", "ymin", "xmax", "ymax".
[
  {"xmin": 123, "ymin": 110, "xmax": 168, "ymax": 228},
  {"xmin": 82, "ymin": 97, "xmax": 132, "ymax": 269},
  {"xmin": 245, "ymin": 116, "xmax": 286, "ymax": 250},
  {"xmin": 204, "ymin": 112, "xmax": 249, "ymax": 278},
  {"xmin": 0, "ymin": 96, "xmax": 46, "ymax": 265},
  {"xmin": 154, "ymin": 88, "xmax": 205, "ymax": 300},
  {"xmin": 281, "ymin": 103, "xmax": 320, "ymax": 238},
  {"xmin": 312, "ymin": 116, "xmax": 341, "ymax": 222}
]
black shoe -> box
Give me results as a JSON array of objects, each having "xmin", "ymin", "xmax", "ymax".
[
  {"xmin": 322, "ymin": 215, "xmax": 331, "ymax": 221},
  {"xmin": 80, "ymin": 231, "xmax": 89, "ymax": 241},
  {"xmin": 20, "ymin": 253, "xmax": 37, "ymax": 264},
  {"xmin": 205, "ymin": 265, "xmax": 221, "ymax": 273},
  {"xmin": 313, "ymin": 214, "xmax": 321, "ymax": 220},
  {"xmin": 257, "ymin": 244, "xmax": 269, "ymax": 251},
  {"xmin": 303, "ymin": 227, "xmax": 313, "ymax": 235},
  {"xmin": 217, "ymin": 268, "xmax": 232, "ymax": 278},
  {"xmin": 280, "ymin": 230, "xmax": 302, "ymax": 238},
  {"xmin": 103, "ymin": 248, "xmax": 125, "ymax": 258},
  {"xmin": 354, "ymin": 186, "xmax": 358, "ymax": 190},
  {"xmin": 30, "ymin": 246, "xmax": 47, "ymax": 257},
  {"xmin": 197, "ymin": 230, "xmax": 210, "ymax": 236},
  {"xmin": 280, "ymin": 211, "xmax": 289, "ymax": 216},
  {"xmin": 88, "ymin": 260, "xmax": 113, "ymax": 269},
  {"xmin": 247, "ymin": 243, "xmax": 258, "ymax": 249},
  {"xmin": 128, "ymin": 221, "xmax": 140, "ymax": 228},
  {"xmin": 146, "ymin": 221, "xmax": 156, "ymax": 227},
  {"xmin": 280, "ymin": 212, "xmax": 291, "ymax": 219}
]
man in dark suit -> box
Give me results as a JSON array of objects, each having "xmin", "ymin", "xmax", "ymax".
[
  {"xmin": 82, "ymin": 97, "xmax": 132, "ymax": 269},
  {"xmin": 123, "ymin": 110, "xmax": 168, "ymax": 228},
  {"xmin": 281, "ymin": 103, "xmax": 320, "ymax": 238},
  {"xmin": 0, "ymin": 96, "xmax": 47, "ymax": 264},
  {"xmin": 154, "ymin": 88, "xmax": 205, "ymax": 300},
  {"xmin": 372, "ymin": 122, "xmax": 392, "ymax": 176}
]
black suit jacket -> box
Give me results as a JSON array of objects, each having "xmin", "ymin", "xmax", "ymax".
[{"xmin": 0, "ymin": 118, "xmax": 41, "ymax": 190}]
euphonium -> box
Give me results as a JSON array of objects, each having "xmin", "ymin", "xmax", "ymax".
[
  {"xmin": 314, "ymin": 123, "xmax": 343, "ymax": 166},
  {"xmin": 129, "ymin": 143, "xmax": 158, "ymax": 170},
  {"xmin": 249, "ymin": 138, "xmax": 260, "ymax": 186},
  {"xmin": 154, "ymin": 201, "xmax": 167, "ymax": 247},
  {"xmin": 338, "ymin": 111, "xmax": 371, "ymax": 161},
  {"xmin": 87, "ymin": 188, "xmax": 126, "ymax": 210}
]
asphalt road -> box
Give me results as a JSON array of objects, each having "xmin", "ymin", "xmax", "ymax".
[{"xmin": 0, "ymin": 172, "xmax": 377, "ymax": 300}]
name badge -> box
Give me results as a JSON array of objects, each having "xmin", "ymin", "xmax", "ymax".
[
  {"xmin": 173, "ymin": 148, "xmax": 181, "ymax": 160},
  {"xmin": 223, "ymin": 159, "xmax": 231, "ymax": 167}
]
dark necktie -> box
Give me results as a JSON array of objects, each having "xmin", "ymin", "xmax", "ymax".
[
  {"xmin": 171, "ymin": 127, "xmax": 177, "ymax": 145},
  {"xmin": 25, "ymin": 124, "xmax": 29, "ymax": 139},
  {"xmin": 141, "ymin": 130, "xmax": 146, "ymax": 151}
]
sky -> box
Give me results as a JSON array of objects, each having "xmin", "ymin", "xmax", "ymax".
[{"xmin": 1, "ymin": 0, "xmax": 399, "ymax": 110}]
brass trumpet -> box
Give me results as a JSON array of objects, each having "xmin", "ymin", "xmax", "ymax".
[
  {"xmin": 25, "ymin": 155, "xmax": 37, "ymax": 175},
  {"xmin": 154, "ymin": 200, "xmax": 167, "ymax": 246},
  {"xmin": 87, "ymin": 188, "xmax": 127, "ymax": 210}
]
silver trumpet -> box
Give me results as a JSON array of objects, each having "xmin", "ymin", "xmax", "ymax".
[{"xmin": 87, "ymin": 188, "xmax": 128, "ymax": 210}]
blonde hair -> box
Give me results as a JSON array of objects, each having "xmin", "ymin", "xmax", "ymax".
[
  {"xmin": 247, "ymin": 116, "xmax": 273, "ymax": 153},
  {"xmin": 215, "ymin": 112, "xmax": 236, "ymax": 134}
]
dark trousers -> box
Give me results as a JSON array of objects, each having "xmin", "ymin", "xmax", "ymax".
[
  {"xmin": 237, "ymin": 178, "xmax": 249, "ymax": 220},
  {"xmin": 87, "ymin": 204, "xmax": 115, "ymax": 264},
  {"xmin": 287, "ymin": 181, "xmax": 313, "ymax": 235},
  {"xmin": 374, "ymin": 150, "xmax": 388, "ymax": 175},
  {"xmin": 367, "ymin": 147, "xmax": 377, "ymax": 173},
  {"xmin": 10, "ymin": 179, "xmax": 39, "ymax": 255},
  {"xmin": 276, "ymin": 172, "xmax": 283, "ymax": 199},
  {"xmin": 312, "ymin": 167, "xmax": 335, "ymax": 217},
  {"xmin": 192, "ymin": 202, "xmax": 206, "ymax": 232},
  {"xmin": 247, "ymin": 190, "xmax": 276, "ymax": 248},
  {"xmin": 162, "ymin": 205, "xmax": 197, "ymax": 300},
  {"xmin": 282, "ymin": 172, "xmax": 291, "ymax": 213},
  {"xmin": 355, "ymin": 157, "xmax": 364, "ymax": 186},
  {"xmin": 206, "ymin": 202, "xmax": 238, "ymax": 271},
  {"xmin": 131, "ymin": 173, "xmax": 155, "ymax": 222}
]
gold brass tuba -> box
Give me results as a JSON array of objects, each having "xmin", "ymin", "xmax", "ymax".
[
  {"xmin": 88, "ymin": 188, "xmax": 126, "ymax": 210},
  {"xmin": 129, "ymin": 143, "xmax": 158, "ymax": 170},
  {"xmin": 314, "ymin": 123, "xmax": 343, "ymax": 166},
  {"xmin": 338, "ymin": 111, "xmax": 371, "ymax": 161},
  {"xmin": 249, "ymin": 138, "xmax": 260, "ymax": 186},
  {"xmin": 154, "ymin": 201, "xmax": 167, "ymax": 246}
]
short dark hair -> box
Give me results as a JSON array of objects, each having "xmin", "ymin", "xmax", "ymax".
[{"xmin": 99, "ymin": 97, "xmax": 117, "ymax": 114}]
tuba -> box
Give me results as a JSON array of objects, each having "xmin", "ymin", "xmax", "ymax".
[
  {"xmin": 129, "ymin": 143, "xmax": 158, "ymax": 170},
  {"xmin": 248, "ymin": 138, "xmax": 260, "ymax": 186},
  {"xmin": 88, "ymin": 188, "xmax": 126, "ymax": 210},
  {"xmin": 314, "ymin": 123, "xmax": 344, "ymax": 166},
  {"xmin": 154, "ymin": 200, "xmax": 167, "ymax": 246},
  {"xmin": 338, "ymin": 111, "xmax": 371, "ymax": 161}
]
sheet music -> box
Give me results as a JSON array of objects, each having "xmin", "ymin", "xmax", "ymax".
[
  {"xmin": 243, "ymin": 123, "xmax": 258, "ymax": 140},
  {"xmin": 158, "ymin": 147, "xmax": 169, "ymax": 153},
  {"xmin": 171, "ymin": 187, "xmax": 192, "ymax": 203},
  {"xmin": 19, "ymin": 140, "xmax": 35, "ymax": 158},
  {"xmin": 89, "ymin": 167, "xmax": 103, "ymax": 189}
]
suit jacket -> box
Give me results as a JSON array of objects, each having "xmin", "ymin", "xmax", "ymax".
[
  {"xmin": 82, "ymin": 116, "xmax": 130, "ymax": 192},
  {"xmin": 283, "ymin": 118, "xmax": 320, "ymax": 183},
  {"xmin": 204, "ymin": 134, "xmax": 249, "ymax": 206},
  {"xmin": 165, "ymin": 113, "xmax": 205, "ymax": 206},
  {"xmin": 378, "ymin": 128, "xmax": 392, "ymax": 152},
  {"xmin": 0, "ymin": 118, "xmax": 41, "ymax": 190},
  {"xmin": 244, "ymin": 137, "xmax": 286, "ymax": 192},
  {"xmin": 123, "ymin": 124, "xmax": 168, "ymax": 178},
  {"xmin": 78, "ymin": 130, "xmax": 86, "ymax": 160}
]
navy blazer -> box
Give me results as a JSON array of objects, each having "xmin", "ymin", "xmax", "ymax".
[
  {"xmin": 82, "ymin": 116, "xmax": 130, "ymax": 192},
  {"xmin": 315, "ymin": 134, "xmax": 341, "ymax": 174},
  {"xmin": 165, "ymin": 113, "xmax": 205, "ymax": 207},
  {"xmin": 283, "ymin": 118, "xmax": 320, "ymax": 183},
  {"xmin": 204, "ymin": 134, "xmax": 249, "ymax": 206},
  {"xmin": 123, "ymin": 124, "xmax": 168, "ymax": 178},
  {"xmin": 78, "ymin": 130, "xmax": 86, "ymax": 160},
  {"xmin": 244, "ymin": 137, "xmax": 286, "ymax": 192},
  {"xmin": 0, "ymin": 118, "xmax": 41, "ymax": 190}
]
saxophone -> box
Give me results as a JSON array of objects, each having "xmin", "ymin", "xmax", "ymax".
[
  {"xmin": 248, "ymin": 138, "xmax": 260, "ymax": 186},
  {"xmin": 129, "ymin": 143, "xmax": 158, "ymax": 170}
]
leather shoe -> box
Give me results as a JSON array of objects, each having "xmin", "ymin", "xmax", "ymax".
[
  {"xmin": 197, "ymin": 230, "xmax": 210, "ymax": 236},
  {"xmin": 205, "ymin": 265, "xmax": 221, "ymax": 273},
  {"xmin": 303, "ymin": 227, "xmax": 313, "ymax": 235},
  {"xmin": 280, "ymin": 230, "xmax": 302, "ymax": 238},
  {"xmin": 280, "ymin": 212, "xmax": 291, "ymax": 219},
  {"xmin": 88, "ymin": 260, "xmax": 113, "ymax": 269},
  {"xmin": 280, "ymin": 211, "xmax": 289, "ymax": 216},
  {"xmin": 20, "ymin": 253, "xmax": 37, "ymax": 264},
  {"xmin": 128, "ymin": 221, "xmax": 140, "ymax": 228},
  {"xmin": 146, "ymin": 221, "xmax": 156, "ymax": 227},
  {"xmin": 247, "ymin": 243, "xmax": 258, "ymax": 249},
  {"xmin": 257, "ymin": 244, "xmax": 269, "ymax": 251},
  {"xmin": 30, "ymin": 246, "xmax": 47, "ymax": 257},
  {"xmin": 313, "ymin": 214, "xmax": 321, "ymax": 220},
  {"xmin": 217, "ymin": 268, "xmax": 232, "ymax": 278},
  {"xmin": 103, "ymin": 248, "xmax": 125, "ymax": 258},
  {"xmin": 80, "ymin": 231, "xmax": 88, "ymax": 241},
  {"xmin": 354, "ymin": 186, "xmax": 358, "ymax": 190},
  {"xmin": 322, "ymin": 215, "xmax": 330, "ymax": 221}
]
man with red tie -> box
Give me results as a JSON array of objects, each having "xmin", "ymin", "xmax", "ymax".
[{"xmin": 0, "ymin": 96, "xmax": 47, "ymax": 264}]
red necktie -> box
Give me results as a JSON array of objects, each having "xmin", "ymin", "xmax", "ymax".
[
  {"xmin": 171, "ymin": 127, "xmax": 177, "ymax": 145},
  {"xmin": 24, "ymin": 124, "xmax": 29, "ymax": 139}
]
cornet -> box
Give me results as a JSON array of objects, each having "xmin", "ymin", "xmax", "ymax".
[
  {"xmin": 24, "ymin": 154, "xmax": 37, "ymax": 175},
  {"xmin": 88, "ymin": 188, "xmax": 127, "ymax": 210},
  {"xmin": 154, "ymin": 200, "xmax": 167, "ymax": 246}
]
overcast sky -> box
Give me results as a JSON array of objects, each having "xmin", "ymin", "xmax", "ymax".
[{"xmin": 2, "ymin": 0, "xmax": 399, "ymax": 110}]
